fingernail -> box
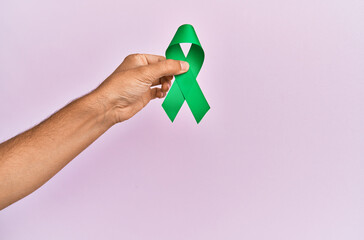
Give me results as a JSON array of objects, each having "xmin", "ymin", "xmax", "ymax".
[{"xmin": 180, "ymin": 61, "xmax": 189, "ymax": 72}]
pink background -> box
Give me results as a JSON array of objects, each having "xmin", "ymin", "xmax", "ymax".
[{"xmin": 1, "ymin": 0, "xmax": 363, "ymax": 239}]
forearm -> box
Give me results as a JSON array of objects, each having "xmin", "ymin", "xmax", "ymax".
[
  {"xmin": 0, "ymin": 90, "xmax": 113, "ymax": 209},
  {"xmin": 0, "ymin": 54, "xmax": 185, "ymax": 210}
]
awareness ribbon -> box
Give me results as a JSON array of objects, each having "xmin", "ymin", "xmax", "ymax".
[{"xmin": 162, "ymin": 24, "xmax": 210, "ymax": 123}]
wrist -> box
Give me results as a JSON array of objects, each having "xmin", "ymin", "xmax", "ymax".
[{"xmin": 81, "ymin": 90, "xmax": 116, "ymax": 129}]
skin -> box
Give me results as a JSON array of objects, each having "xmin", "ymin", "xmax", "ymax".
[{"xmin": 0, "ymin": 53, "xmax": 189, "ymax": 210}]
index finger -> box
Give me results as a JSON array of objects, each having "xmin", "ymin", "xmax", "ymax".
[
  {"xmin": 143, "ymin": 54, "xmax": 166, "ymax": 64},
  {"xmin": 115, "ymin": 54, "xmax": 166, "ymax": 73},
  {"xmin": 135, "ymin": 59, "xmax": 189, "ymax": 84}
]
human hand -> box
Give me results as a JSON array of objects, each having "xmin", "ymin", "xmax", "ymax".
[{"xmin": 94, "ymin": 54, "xmax": 189, "ymax": 124}]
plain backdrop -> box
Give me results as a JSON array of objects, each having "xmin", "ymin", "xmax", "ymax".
[{"xmin": 0, "ymin": 0, "xmax": 363, "ymax": 239}]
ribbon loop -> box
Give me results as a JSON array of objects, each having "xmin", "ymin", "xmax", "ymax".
[{"xmin": 162, "ymin": 24, "xmax": 210, "ymax": 123}]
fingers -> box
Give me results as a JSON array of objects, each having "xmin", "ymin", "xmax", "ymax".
[
  {"xmin": 135, "ymin": 59, "xmax": 189, "ymax": 85},
  {"xmin": 149, "ymin": 77, "xmax": 172, "ymax": 100},
  {"xmin": 115, "ymin": 54, "xmax": 166, "ymax": 73},
  {"xmin": 150, "ymin": 87, "xmax": 165, "ymax": 100},
  {"xmin": 142, "ymin": 54, "xmax": 166, "ymax": 64},
  {"xmin": 161, "ymin": 76, "xmax": 172, "ymax": 91},
  {"xmin": 150, "ymin": 84, "xmax": 170, "ymax": 99},
  {"xmin": 152, "ymin": 75, "xmax": 173, "ymax": 87}
]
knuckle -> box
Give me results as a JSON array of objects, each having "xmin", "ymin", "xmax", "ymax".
[{"xmin": 125, "ymin": 53, "xmax": 144, "ymax": 63}]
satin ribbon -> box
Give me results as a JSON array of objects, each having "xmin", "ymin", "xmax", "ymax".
[{"xmin": 162, "ymin": 24, "xmax": 210, "ymax": 123}]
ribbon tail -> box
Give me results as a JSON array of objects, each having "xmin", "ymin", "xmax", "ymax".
[
  {"xmin": 184, "ymin": 80, "xmax": 210, "ymax": 123},
  {"xmin": 162, "ymin": 82, "xmax": 185, "ymax": 122}
]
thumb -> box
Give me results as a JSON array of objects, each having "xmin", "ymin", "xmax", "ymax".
[{"xmin": 135, "ymin": 59, "xmax": 189, "ymax": 84}]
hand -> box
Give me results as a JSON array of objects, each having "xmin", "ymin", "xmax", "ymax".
[{"xmin": 94, "ymin": 54, "xmax": 189, "ymax": 124}]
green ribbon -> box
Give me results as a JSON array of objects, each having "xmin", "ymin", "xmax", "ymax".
[{"xmin": 162, "ymin": 24, "xmax": 210, "ymax": 123}]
